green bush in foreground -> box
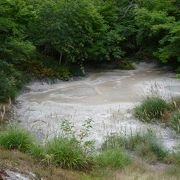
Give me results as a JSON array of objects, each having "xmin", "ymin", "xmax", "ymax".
[
  {"xmin": 96, "ymin": 148, "xmax": 130, "ymax": 168},
  {"xmin": 0, "ymin": 127, "xmax": 34, "ymax": 152},
  {"xmin": 46, "ymin": 137, "xmax": 91, "ymax": 169},
  {"xmin": 169, "ymin": 111, "xmax": 180, "ymax": 134},
  {"xmin": 134, "ymin": 97, "xmax": 170, "ymax": 122}
]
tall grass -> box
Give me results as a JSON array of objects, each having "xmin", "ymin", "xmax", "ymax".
[
  {"xmin": 0, "ymin": 126, "xmax": 34, "ymax": 152},
  {"xmin": 169, "ymin": 111, "xmax": 180, "ymax": 134},
  {"xmin": 101, "ymin": 131, "xmax": 168, "ymax": 162},
  {"xmin": 0, "ymin": 122, "xmax": 173, "ymax": 171},
  {"xmin": 96, "ymin": 148, "xmax": 130, "ymax": 168},
  {"xmin": 134, "ymin": 96, "xmax": 180, "ymax": 134},
  {"xmin": 134, "ymin": 97, "xmax": 170, "ymax": 122},
  {"xmin": 45, "ymin": 137, "xmax": 91, "ymax": 169}
]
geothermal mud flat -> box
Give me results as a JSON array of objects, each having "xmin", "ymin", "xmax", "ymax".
[{"xmin": 14, "ymin": 63, "xmax": 180, "ymax": 150}]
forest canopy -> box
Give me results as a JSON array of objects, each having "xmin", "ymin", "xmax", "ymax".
[{"xmin": 0, "ymin": 0, "xmax": 180, "ymax": 101}]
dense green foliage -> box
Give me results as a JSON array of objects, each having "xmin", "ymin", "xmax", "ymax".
[{"xmin": 0, "ymin": 0, "xmax": 179, "ymax": 101}]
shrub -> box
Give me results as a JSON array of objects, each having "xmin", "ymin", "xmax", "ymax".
[
  {"xmin": 96, "ymin": 149, "xmax": 130, "ymax": 168},
  {"xmin": 45, "ymin": 137, "xmax": 91, "ymax": 170},
  {"xmin": 0, "ymin": 126, "xmax": 34, "ymax": 152},
  {"xmin": 169, "ymin": 111, "xmax": 180, "ymax": 134},
  {"xmin": 134, "ymin": 97, "xmax": 170, "ymax": 122}
]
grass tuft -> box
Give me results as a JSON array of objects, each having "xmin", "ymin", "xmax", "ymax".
[
  {"xmin": 101, "ymin": 131, "xmax": 168, "ymax": 162},
  {"xmin": 0, "ymin": 126, "xmax": 34, "ymax": 152},
  {"xmin": 169, "ymin": 111, "xmax": 180, "ymax": 134},
  {"xmin": 45, "ymin": 137, "xmax": 91, "ymax": 170},
  {"xmin": 96, "ymin": 148, "xmax": 130, "ymax": 168},
  {"xmin": 28, "ymin": 144, "xmax": 45, "ymax": 159},
  {"xmin": 134, "ymin": 97, "xmax": 171, "ymax": 122}
]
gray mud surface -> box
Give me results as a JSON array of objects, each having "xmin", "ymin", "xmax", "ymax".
[{"xmin": 14, "ymin": 63, "xmax": 180, "ymax": 150}]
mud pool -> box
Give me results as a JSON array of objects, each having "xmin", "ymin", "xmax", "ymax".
[{"xmin": 14, "ymin": 62, "xmax": 180, "ymax": 150}]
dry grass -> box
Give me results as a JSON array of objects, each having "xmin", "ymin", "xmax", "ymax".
[{"xmin": 0, "ymin": 100, "xmax": 11, "ymax": 122}]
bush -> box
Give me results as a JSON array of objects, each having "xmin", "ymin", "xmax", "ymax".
[
  {"xmin": 96, "ymin": 149, "xmax": 130, "ymax": 168},
  {"xmin": 0, "ymin": 126, "xmax": 34, "ymax": 152},
  {"xmin": 45, "ymin": 137, "xmax": 91, "ymax": 169},
  {"xmin": 134, "ymin": 97, "xmax": 170, "ymax": 122},
  {"xmin": 169, "ymin": 111, "xmax": 180, "ymax": 134}
]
